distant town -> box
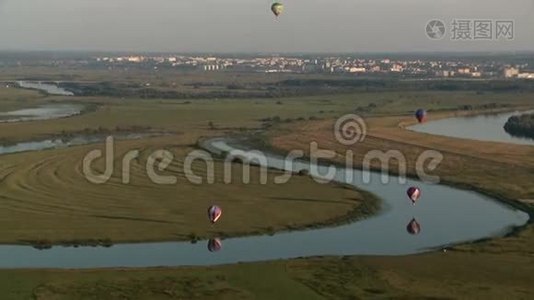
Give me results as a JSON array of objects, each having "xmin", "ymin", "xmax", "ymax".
[
  {"xmin": 2, "ymin": 53, "xmax": 534, "ymax": 80},
  {"xmin": 97, "ymin": 55, "xmax": 534, "ymax": 79}
]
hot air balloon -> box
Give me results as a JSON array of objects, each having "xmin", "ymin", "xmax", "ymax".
[
  {"xmin": 207, "ymin": 238, "xmax": 222, "ymax": 252},
  {"xmin": 271, "ymin": 2, "xmax": 284, "ymax": 17},
  {"xmin": 415, "ymin": 109, "xmax": 427, "ymax": 123},
  {"xmin": 406, "ymin": 187, "xmax": 421, "ymax": 205},
  {"xmin": 406, "ymin": 218, "xmax": 421, "ymax": 235},
  {"xmin": 208, "ymin": 205, "xmax": 222, "ymax": 224}
]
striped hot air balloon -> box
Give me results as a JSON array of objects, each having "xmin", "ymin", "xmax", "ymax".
[
  {"xmin": 407, "ymin": 187, "xmax": 421, "ymax": 205},
  {"xmin": 208, "ymin": 205, "xmax": 222, "ymax": 224}
]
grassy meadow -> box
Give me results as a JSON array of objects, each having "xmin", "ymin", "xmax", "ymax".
[
  {"xmin": 1, "ymin": 249, "xmax": 533, "ymax": 299},
  {"xmin": 0, "ymin": 136, "xmax": 371, "ymax": 245}
]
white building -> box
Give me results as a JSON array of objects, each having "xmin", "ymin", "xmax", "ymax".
[
  {"xmin": 517, "ymin": 73, "xmax": 534, "ymax": 79},
  {"xmin": 504, "ymin": 67, "xmax": 519, "ymax": 78},
  {"xmin": 348, "ymin": 67, "xmax": 366, "ymax": 73}
]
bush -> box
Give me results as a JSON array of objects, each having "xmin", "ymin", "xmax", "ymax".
[{"xmin": 504, "ymin": 113, "xmax": 534, "ymax": 139}]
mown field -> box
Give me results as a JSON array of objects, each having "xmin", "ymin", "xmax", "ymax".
[
  {"xmin": 0, "ymin": 68, "xmax": 533, "ymax": 298},
  {"xmin": 0, "ymin": 136, "xmax": 371, "ymax": 245}
]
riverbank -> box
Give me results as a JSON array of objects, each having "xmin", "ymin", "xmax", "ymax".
[{"xmin": 2, "ymin": 245, "xmax": 533, "ymax": 299}]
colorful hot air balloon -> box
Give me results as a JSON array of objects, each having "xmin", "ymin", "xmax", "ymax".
[
  {"xmin": 406, "ymin": 218, "xmax": 421, "ymax": 235},
  {"xmin": 406, "ymin": 187, "xmax": 421, "ymax": 205},
  {"xmin": 207, "ymin": 238, "xmax": 222, "ymax": 252},
  {"xmin": 208, "ymin": 205, "xmax": 222, "ymax": 224},
  {"xmin": 415, "ymin": 109, "xmax": 427, "ymax": 123},
  {"xmin": 271, "ymin": 2, "xmax": 284, "ymax": 17}
]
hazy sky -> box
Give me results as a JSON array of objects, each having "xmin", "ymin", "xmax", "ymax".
[{"xmin": 0, "ymin": 0, "xmax": 533, "ymax": 52}]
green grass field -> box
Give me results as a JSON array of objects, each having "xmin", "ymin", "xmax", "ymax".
[
  {"xmin": 1, "ymin": 248, "xmax": 533, "ymax": 299},
  {"xmin": 0, "ymin": 86, "xmax": 46, "ymax": 112}
]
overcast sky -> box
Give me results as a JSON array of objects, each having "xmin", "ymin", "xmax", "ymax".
[{"xmin": 0, "ymin": 0, "xmax": 532, "ymax": 53}]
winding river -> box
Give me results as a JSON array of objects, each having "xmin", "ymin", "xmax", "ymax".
[
  {"xmin": 5, "ymin": 78, "xmax": 529, "ymax": 268},
  {"xmin": 0, "ymin": 134, "xmax": 528, "ymax": 269},
  {"xmin": 1, "ymin": 82, "xmax": 82, "ymax": 122},
  {"xmin": 0, "ymin": 134, "xmax": 161, "ymax": 156},
  {"xmin": 408, "ymin": 110, "xmax": 534, "ymax": 146}
]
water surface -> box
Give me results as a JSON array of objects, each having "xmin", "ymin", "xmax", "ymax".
[
  {"xmin": 408, "ymin": 110, "xmax": 534, "ymax": 146},
  {"xmin": 0, "ymin": 104, "xmax": 84, "ymax": 123},
  {"xmin": 17, "ymin": 81, "xmax": 74, "ymax": 96},
  {"xmin": 0, "ymin": 133, "xmax": 158, "ymax": 155}
]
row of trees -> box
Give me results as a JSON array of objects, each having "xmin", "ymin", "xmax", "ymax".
[
  {"xmin": 59, "ymin": 78, "xmax": 534, "ymax": 100},
  {"xmin": 504, "ymin": 113, "xmax": 534, "ymax": 139}
]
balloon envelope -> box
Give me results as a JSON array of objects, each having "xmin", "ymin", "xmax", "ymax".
[
  {"xmin": 207, "ymin": 205, "xmax": 222, "ymax": 224},
  {"xmin": 407, "ymin": 187, "xmax": 421, "ymax": 204},
  {"xmin": 271, "ymin": 3, "xmax": 284, "ymax": 17},
  {"xmin": 415, "ymin": 109, "xmax": 427, "ymax": 123}
]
